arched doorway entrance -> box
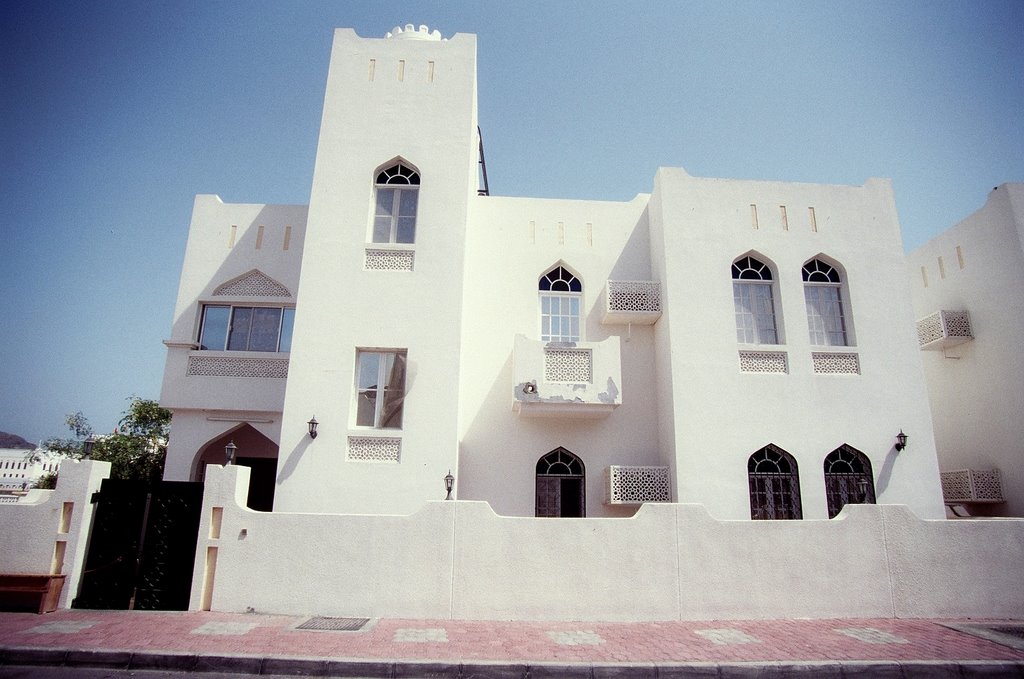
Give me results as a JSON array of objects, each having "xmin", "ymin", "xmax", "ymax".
[
  {"xmin": 536, "ymin": 447, "xmax": 585, "ymax": 517},
  {"xmin": 194, "ymin": 424, "xmax": 278, "ymax": 511}
]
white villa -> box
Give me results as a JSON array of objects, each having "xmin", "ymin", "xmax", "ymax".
[
  {"xmin": 908, "ymin": 183, "xmax": 1024, "ymax": 518},
  {"xmin": 159, "ymin": 25, "xmax": 946, "ymax": 521}
]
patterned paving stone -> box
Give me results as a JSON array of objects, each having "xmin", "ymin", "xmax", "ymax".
[
  {"xmin": 22, "ymin": 620, "xmax": 98, "ymax": 634},
  {"xmin": 694, "ymin": 628, "xmax": 761, "ymax": 645},
  {"xmin": 547, "ymin": 630, "xmax": 605, "ymax": 646},
  {"xmin": 835, "ymin": 627, "xmax": 909, "ymax": 644},
  {"xmin": 394, "ymin": 627, "xmax": 448, "ymax": 643},
  {"xmin": 190, "ymin": 621, "xmax": 258, "ymax": 635}
]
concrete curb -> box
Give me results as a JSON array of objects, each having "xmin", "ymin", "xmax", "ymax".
[{"xmin": 2, "ymin": 647, "xmax": 1024, "ymax": 678}]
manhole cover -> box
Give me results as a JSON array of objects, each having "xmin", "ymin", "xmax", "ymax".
[{"xmin": 296, "ymin": 616, "xmax": 370, "ymax": 632}]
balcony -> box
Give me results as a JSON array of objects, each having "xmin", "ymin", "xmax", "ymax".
[
  {"xmin": 601, "ymin": 280, "xmax": 662, "ymax": 325},
  {"xmin": 512, "ymin": 334, "xmax": 621, "ymax": 418},
  {"xmin": 916, "ymin": 310, "xmax": 973, "ymax": 351}
]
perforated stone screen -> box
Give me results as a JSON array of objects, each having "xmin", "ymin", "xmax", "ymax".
[
  {"xmin": 941, "ymin": 469, "xmax": 1004, "ymax": 503},
  {"xmin": 607, "ymin": 281, "xmax": 661, "ymax": 313},
  {"xmin": 917, "ymin": 310, "xmax": 972, "ymax": 348},
  {"xmin": 812, "ymin": 352, "xmax": 860, "ymax": 375},
  {"xmin": 187, "ymin": 355, "xmax": 289, "ymax": 378},
  {"xmin": 347, "ymin": 436, "xmax": 401, "ymax": 463},
  {"xmin": 214, "ymin": 270, "xmax": 291, "ymax": 297},
  {"xmin": 544, "ymin": 348, "xmax": 593, "ymax": 383},
  {"xmin": 365, "ymin": 249, "xmax": 414, "ymax": 271},
  {"xmin": 738, "ymin": 351, "xmax": 788, "ymax": 374},
  {"xmin": 604, "ymin": 465, "xmax": 671, "ymax": 504}
]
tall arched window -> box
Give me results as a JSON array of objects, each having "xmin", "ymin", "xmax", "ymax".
[
  {"xmin": 539, "ymin": 266, "xmax": 582, "ymax": 342},
  {"xmin": 732, "ymin": 256, "xmax": 779, "ymax": 344},
  {"xmin": 748, "ymin": 444, "xmax": 802, "ymax": 520},
  {"xmin": 536, "ymin": 447, "xmax": 585, "ymax": 517},
  {"xmin": 823, "ymin": 445, "xmax": 874, "ymax": 518},
  {"xmin": 803, "ymin": 258, "xmax": 848, "ymax": 346},
  {"xmin": 372, "ymin": 161, "xmax": 420, "ymax": 244}
]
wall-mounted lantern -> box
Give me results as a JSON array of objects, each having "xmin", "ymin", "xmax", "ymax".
[
  {"xmin": 224, "ymin": 440, "xmax": 237, "ymax": 465},
  {"xmin": 894, "ymin": 430, "xmax": 908, "ymax": 452},
  {"xmin": 307, "ymin": 416, "xmax": 319, "ymax": 439},
  {"xmin": 83, "ymin": 435, "xmax": 97, "ymax": 459},
  {"xmin": 444, "ymin": 470, "xmax": 455, "ymax": 501}
]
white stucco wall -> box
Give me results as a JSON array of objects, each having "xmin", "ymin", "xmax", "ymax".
[
  {"xmin": 274, "ymin": 29, "xmax": 480, "ymax": 514},
  {"xmin": 0, "ymin": 460, "xmax": 110, "ymax": 608},
  {"xmin": 908, "ymin": 183, "xmax": 1024, "ymax": 517},
  {"xmin": 649, "ymin": 169, "xmax": 946, "ymax": 520},
  {"xmin": 194, "ymin": 465, "xmax": 1024, "ymax": 621}
]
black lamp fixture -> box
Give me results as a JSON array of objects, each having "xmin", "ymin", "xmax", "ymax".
[
  {"xmin": 224, "ymin": 440, "xmax": 237, "ymax": 465},
  {"xmin": 444, "ymin": 470, "xmax": 455, "ymax": 501},
  {"xmin": 894, "ymin": 430, "xmax": 908, "ymax": 452},
  {"xmin": 82, "ymin": 435, "xmax": 97, "ymax": 458},
  {"xmin": 857, "ymin": 477, "xmax": 871, "ymax": 503},
  {"xmin": 307, "ymin": 416, "xmax": 319, "ymax": 439}
]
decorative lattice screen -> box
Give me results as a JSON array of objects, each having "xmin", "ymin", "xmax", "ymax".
[
  {"xmin": 917, "ymin": 310, "xmax": 972, "ymax": 347},
  {"xmin": 544, "ymin": 348, "xmax": 593, "ymax": 383},
  {"xmin": 940, "ymin": 469, "xmax": 1004, "ymax": 503},
  {"xmin": 604, "ymin": 465, "xmax": 671, "ymax": 504},
  {"xmin": 365, "ymin": 249, "xmax": 415, "ymax": 271},
  {"xmin": 812, "ymin": 352, "xmax": 860, "ymax": 375},
  {"xmin": 738, "ymin": 351, "xmax": 788, "ymax": 374},
  {"xmin": 186, "ymin": 355, "xmax": 289, "ymax": 378},
  {"xmin": 214, "ymin": 270, "xmax": 291, "ymax": 297},
  {"xmin": 607, "ymin": 281, "xmax": 661, "ymax": 313},
  {"xmin": 347, "ymin": 436, "xmax": 401, "ymax": 463}
]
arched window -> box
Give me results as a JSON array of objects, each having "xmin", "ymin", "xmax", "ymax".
[
  {"xmin": 823, "ymin": 445, "xmax": 874, "ymax": 518},
  {"xmin": 747, "ymin": 444, "xmax": 802, "ymax": 520},
  {"xmin": 372, "ymin": 161, "xmax": 420, "ymax": 244},
  {"xmin": 539, "ymin": 265, "xmax": 582, "ymax": 342},
  {"xmin": 803, "ymin": 258, "xmax": 848, "ymax": 346},
  {"xmin": 536, "ymin": 447, "xmax": 585, "ymax": 517},
  {"xmin": 732, "ymin": 256, "xmax": 779, "ymax": 344}
]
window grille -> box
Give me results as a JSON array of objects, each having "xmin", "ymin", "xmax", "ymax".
[
  {"xmin": 347, "ymin": 436, "xmax": 401, "ymax": 463},
  {"xmin": 748, "ymin": 445, "xmax": 802, "ymax": 520},
  {"xmin": 544, "ymin": 348, "xmax": 592, "ymax": 383},
  {"xmin": 940, "ymin": 469, "xmax": 1004, "ymax": 503},
  {"xmin": 364, "ymin": 249, "xmax": 414, "ymax": 271},
  {"xmin": 916, "ymin": 310, "xmax": 973, "ymax": 350},
  {"xmin": 812, "ymin": 352, "xmax": 860, "ymax": 375},
  {"xmin": 186, "ymin": 355, "xmax": 289, "ymax": 378},
  {"xmin": 214, "ymin": 270, "xmax": 291, "ymax": 297},
  {"xmin": 604, "ymin": 465, "xmax": 671, "ymax": 504},
  {"xmin": 823, "ymin": 445, "xmax": 874, "ymax": 518},
  {"xmin": 738, "ymin": 351, "xmax": 788, "ymax": 374}
]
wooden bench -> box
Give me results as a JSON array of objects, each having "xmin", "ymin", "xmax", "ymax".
[{"xmin": 0, "ymin": 574, "xmax": 66, "ymax": 614}]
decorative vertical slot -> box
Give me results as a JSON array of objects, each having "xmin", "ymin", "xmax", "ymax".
[
  {"xmin": 283, "ymin": 225, "xmax": 292, "ymax": 251},
  {"xmin": 808, "ymin": 207, "xmax": 817, "ymax": 232},
  {"xmin": 529, "ymin": 220, "xmax": 536, "ymax": 244},
  {"xmin": 228, "ymin": 225, "xmax": 237, "ymax": 248},
  {"xmin": 51, "ymin": 541, "xmax": 67, "ymax": 575},
  {"xmin": 209, "ymin": 506, "xmax": 223, "ymax": 540},
  {"xmin": 938, "ymin": 256, "xmax": 946, "ymax": 279},
  {"xmin": 779, "ymin": 205, "xmax": 789, "ymax": 231},
  {"xmin": 956, "ymin": 245, "xmax": 965, "ymax": 269},
  {"xmin": 586, "ymin": 222, "xmax": 593, "ymax": 247},
  {"xmin": 368, "ymin": 58, "xmax": 376, "ymax": 81},
  {"xmin": 921, "ymin": 266, "xmax": 929, "ymax": 288},
  {"xmin": 427, "ymin": 60, "xmax": 435, "ymax": 82},
  {"xmin": 200, "ymin": 546, "xmax": 218, "ymax": 611},
  {"xmin": 255, "ymin": 225, "xmax": 265, "ymax": 250},
  {"xmin": 397, "ymin": 59, "xmax": 405, "ymax": 81},
  {"xmin": 59, "ymin": 502, "xmax": 73, "ymax": 534},
  {"xmin": 557, "ymin": 221, "xmax": 564, "ymax": 245},
  {"xmin": 750, "ymin": 204, "xmax": 759, "ymax": 229}
]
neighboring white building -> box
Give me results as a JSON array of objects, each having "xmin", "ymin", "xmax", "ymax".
[
  {"xmin": 907, "ymin": 183, "xmax": 1024, "ymax": 517},
  {"xmin": 160, "ymin": 25, "xmax": 946, "ymax": 521},
  {"xmin": 0, "ymin": 447, "xmax": 63, "ymax": 491}
]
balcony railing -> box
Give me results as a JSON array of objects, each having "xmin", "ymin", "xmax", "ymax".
[
  {"xmin": 512, "ymin": 334, "xmax": 621, "ymax": 418},
  {"xmin": 916, "ymin": 310, "xmax": 973, "ymax": 351}
]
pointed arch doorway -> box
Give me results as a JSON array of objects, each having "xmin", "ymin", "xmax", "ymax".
[
  {"xmin": 536, "ymin": 447, "xmax": 585, "ymax": 517},
  {"xmin": 194, "ymin": 424, "xmax": 278, "ymax": 511}
]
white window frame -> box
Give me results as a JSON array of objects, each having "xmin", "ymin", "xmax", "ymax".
[
  {"xmin": 539, "ymin": 266, "xmax": 583, "ymax": 343},
  {"xmin": 197, "ymin": 304, "xmax": 296, "ymax": 352},
  {"xmin": 372, "ymin": 162, "xmax": 419, "ymax": 244},
  {"xmin": 732, "ymin": 256, "xmax": 779, "ymax": 345},
  {"xmin": 803, "ymin": 259, "xmax": 848, "ymax": 346},
  {"xmin": 354, "ymin": 350, "xmax": 407, "ymax": 430}
]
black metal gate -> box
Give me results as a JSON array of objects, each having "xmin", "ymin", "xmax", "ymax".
[{"xmin": 74, "ymin": 479, "xmax": 203, "ymax": 610}]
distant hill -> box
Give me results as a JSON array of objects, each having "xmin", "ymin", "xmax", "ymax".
[{"xmin": 0, "ymin": 431, "xmax": 35, "ymax": 449}]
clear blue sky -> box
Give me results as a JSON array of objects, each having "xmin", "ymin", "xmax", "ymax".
[{"xmin": 2, "ymin": 1, "xmax": 1022, "ymax": 444}]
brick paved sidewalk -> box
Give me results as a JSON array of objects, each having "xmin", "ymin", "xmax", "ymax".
[{"xmin": 1, "ymin": 610, "xmax": 1022, "ymax": 676}]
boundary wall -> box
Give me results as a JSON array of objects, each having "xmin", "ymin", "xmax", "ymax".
[
  {"xmin": 0, "ymin": 460, "xmax": 110, "ymax": 609},
  {"xmin": 195, "ymin": 466, "xmax": 1024, "ymax": 621}
]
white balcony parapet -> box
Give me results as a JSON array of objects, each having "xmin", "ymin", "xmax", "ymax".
[
  {"xmin": 601, "ymin": 280, "xmax": 662, "ymax": 325},
  {"xmin": 604, "ymin": 465, "xmax": 671, "ymax": 504},
  {"xmin": 916, "ymin": 310, "xmax": 973, "ymax": 350},
  {"xmin": 940, "ymin": 469, "xmax": 1004, "ymax": 504},
  {"xmin": 512, "ymin": 334, "xmax": 621, "ymax": 418}
]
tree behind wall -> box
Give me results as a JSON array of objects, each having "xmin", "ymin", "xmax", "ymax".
[{"xmin": 33, "ymin": 397, "xmax": 170, "ymax": 486}]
